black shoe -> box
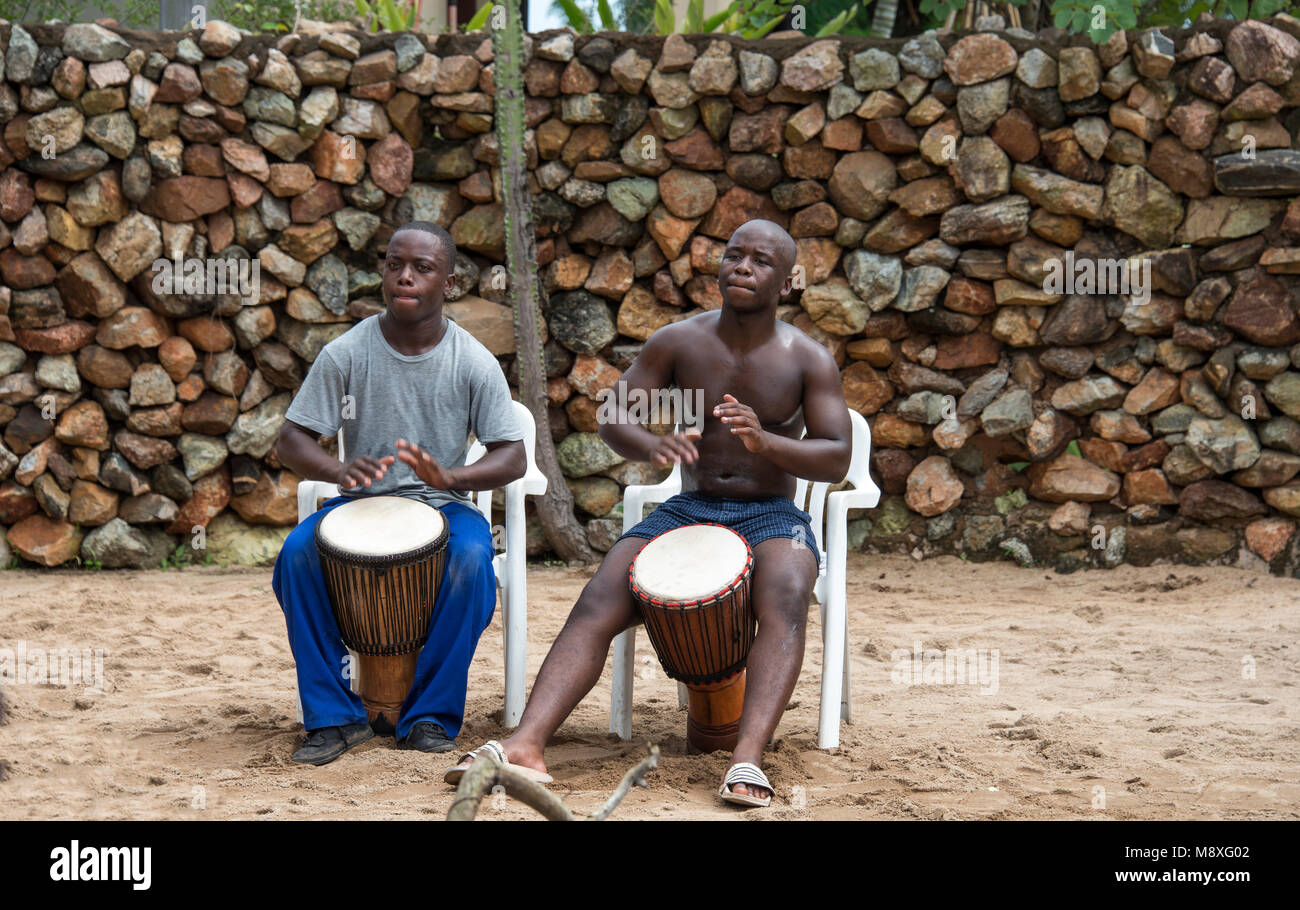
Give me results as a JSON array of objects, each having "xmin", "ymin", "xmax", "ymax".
[
  {"xmin": 291, "ymin": 722, "xmax": 375, "ymax": 765},
  {"xmin": 400, "ymin": 722, "xmax": 456, "ymax": 753}
]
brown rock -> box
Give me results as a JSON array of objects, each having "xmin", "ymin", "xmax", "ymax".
[
  {"xmin": 1244, "ymin": 516, "xmax": 1294, "ymax": 561},
  {"xmin": 6, "ymin": 514, "xmax": 83, "ymax": 566},
  {"xmin": 905, "ymin": 455, "xmax": 963, "ymax": 516},
  {"xmin": 166, "ymin": 466, "xmax": 231, "ymax": 534},
  {"xmin": 944, "ymin": 34, "xmax": 1018, "ymax": 86},
  {"xmin": 1027, "ymin": 453, "xmax": 1121, "ymax": 502},
  {"xmin": 1222, "ymin": 272, "xmax": 1300, "ymax": 345},
  {"xmin": 181, "ymin": 392, "xmax": 240, "ymax": 435},
  {"xmin": 96, "ymin": 306, "xmax": 168, "ymax": 350},
  {"xmin": 158, "ymin": 335, "xmax": 197, "ymax": 382},
  {"xmin": 177, "ymin": 316, "xmax": 235, "ymax": 353},
  {"xmin": 125, "ymin": 402, "xmax": 183, "ymax": 437},
  {"xmin": 68, "ymin": 479, "xmax": 118, "ymax": 526},
  {"xmin": 114, "ymin": 429, "xmax": 178, "ymax": 470},
  {"xmin": 698, "ymin": 186, "xmax": 786, "ymax": 240},
  {"xmin": 230, "ymin": 469, "xmax": 299, "ymax": 525},
  {"xmin": 12, "ymin": 322, "xmax": 97, "ymax": 356},
  {"xmin": 841, "ymin": 362, "xmax": 893, "ymax": 415},
  {"xmin": 1179, "ymin": 478, "xmax": 1266, "ymax": 519},
  {"xmin": 140, "ymin": 176, "xmax": 230, "ymax": 221},
  {"xmin": 367, "ymin": 132, "xmax": 413, "ymax": 196}
]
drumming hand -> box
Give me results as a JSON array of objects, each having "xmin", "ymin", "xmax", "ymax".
[
  {"xmin": 395, "ymin": 439, "xmax": 459, "ymax": 490},
  {"xmin": 649, "ymin": 428, "xmax": 702, "ymax": 467},
  {"xmin": 337, "ymin": 455, "xmax": 395, "ymax": 490},
  {"xmin": 714, "ymin": 394, "xmax": 769, "ymax": 454}
]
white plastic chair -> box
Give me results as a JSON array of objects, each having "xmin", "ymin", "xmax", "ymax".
[
  {"xmin": 293, "ymin": 399, "xmax": 548, "ymax": 728},
  {"xmin": 610, "ymin": 409, "xmax": 879, "ymax": 749}
]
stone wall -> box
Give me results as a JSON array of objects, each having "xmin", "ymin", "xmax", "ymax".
[{"xmin": 2, "ymin": 18, "xmax": 1300, "ymax": 574}]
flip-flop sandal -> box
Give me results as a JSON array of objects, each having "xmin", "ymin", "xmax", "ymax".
[
  {"xmin": 442, "ymin": 740, "xmax": 554, "ymax": 786},
  {"xmin": 719, "ymin": 762, "xmax": 773, "ymax": 808}
]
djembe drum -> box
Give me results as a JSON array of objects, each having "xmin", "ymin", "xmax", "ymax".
[
  {"xmin": 315, "ymin": 496, "xmax": 448, "ymax": 735},
  {"xmin": 629, "ymin": 524, "xmax": 756, "ymax": 753}
]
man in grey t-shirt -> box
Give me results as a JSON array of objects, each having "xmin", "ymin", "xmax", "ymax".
[{"xmin": 272, "ymin": 222, "xmax": 527, "ymax": 765}]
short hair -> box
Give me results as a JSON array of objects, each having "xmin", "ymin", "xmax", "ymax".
[
  {"xmin": 390, "ymin": 221, "xmax": 456, "ymax": 273},
  {"xmin": 732, "ymin": 219, "xmax": 796, "ymax": 276}
]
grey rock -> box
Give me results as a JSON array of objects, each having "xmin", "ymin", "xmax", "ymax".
[
  {"xmin": 5, "ymin": 26, "xmax": 38, "ymax": 83},
  {"xmin": 893, "ymin": 266, "xmax": 951, "ymax": 312},
  {"xmin": 850, "ymin": 49, "xmax": 899, "ymax": 91},
  {"xmin": 843, "ymin": 250, "xmax": 902, "ymax": 312},
  {"xmin": 899, "ymin": 33, "xmax": 945, "ymax": 79},
  {"xmin": 546, "ymin": 291, "xmax": 616, "ymax": 355},
  {"xmin": 958, "ymin": 367, "xmax": 1009, "ymax": 419},
  {"xmin": 981, "ymin": 387, "xmax": 1035, "ymax": 436},
  {"xmin": 225, "ymin": 392, "xmax": 290, "ymax": 459},
  {"xmin": 81, "ymin": 519, "xmax": 173, "ymax": 569},
  {"xmin": 305, "ymin": 254, "xmax": 348, "ymax": 315},
  {"xmin": 177, "ymin": 432, "xmax": 228, "ymax": 481}
]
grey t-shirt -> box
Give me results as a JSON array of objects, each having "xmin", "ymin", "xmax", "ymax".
[{"xmin": 285, "ymin": 314, "xmax": 523, "ymax": 509}]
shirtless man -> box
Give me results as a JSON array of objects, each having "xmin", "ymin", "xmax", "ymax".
[{"xmin": 448, "ymin": 219, "xmax": 853, "ymax": 806}]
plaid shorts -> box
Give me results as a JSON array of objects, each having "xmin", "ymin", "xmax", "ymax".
[{"xmin": 618, "ymin": 491, "xmax": 822, "ymax": 570}]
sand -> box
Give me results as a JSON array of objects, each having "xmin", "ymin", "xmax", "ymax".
[{"xmin": 1, "ymin": 553, "xmax": 1298, "ymax": 820}]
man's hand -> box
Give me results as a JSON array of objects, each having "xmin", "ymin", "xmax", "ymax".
[
  {"xmin": 337, "ymin": 455, "xmax": 395, "ymax": 491},
  {"xmin": 395, "ymin": 438, "xmax": 459, "ymax": 489},
  {"xmin": 714, "ymin": 394, "xmax": 769, "ymax": 454},
  {"xmin": 649, "ymin": 428, "xmax": 702, "ymax": 467}
]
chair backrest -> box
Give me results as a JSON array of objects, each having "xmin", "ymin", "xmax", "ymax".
[{"xmin": 468, "ymin": 400, "xmax": 538, "ymax": 521}]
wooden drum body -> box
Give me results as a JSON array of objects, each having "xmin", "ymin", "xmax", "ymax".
[
  {"xmin": 315, "ymin": 496, "xmax": 448, "ymax": 734},
  {"xmin": 629, "ymin": 524, "xmax": 756, "ymax": 753}
]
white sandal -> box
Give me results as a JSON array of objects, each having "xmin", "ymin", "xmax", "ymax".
[
  {"xmin": 442, "ymin": 740, "xmax": 554, "ymax": 786},
  {"xmin": 719, "ymin": 762, "xmax": 773, "ymax": 808}
]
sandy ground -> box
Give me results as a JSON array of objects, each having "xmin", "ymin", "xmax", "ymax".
[{"xmin": 1, "ymin": 552, "xmax": 1298, "ymax": 821}]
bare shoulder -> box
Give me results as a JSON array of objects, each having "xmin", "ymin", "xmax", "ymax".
[
  {"xmin": 642, "ymin": 310, "xmax": 716, "ymax": 352},
  {"xmin": 778, "ymin": 319, "xmax": 840, "ymax": 374}
]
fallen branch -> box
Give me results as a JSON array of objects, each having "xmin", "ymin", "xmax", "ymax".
[
  {"xmin": 587, "ymin": 745, "xmax": 660, "ymax": 821},
  {"xmin": 446, "ymin": 745, "xmax": 659, "ymax": 821}
]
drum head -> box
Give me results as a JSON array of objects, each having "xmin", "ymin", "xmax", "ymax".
[
  {"xmin": 632, "ymin": 524, "xmax": 750, "ymax": 603},
  {"xmin": 317, "ymin": 495, "xmax": 445, "ymax": 557}
]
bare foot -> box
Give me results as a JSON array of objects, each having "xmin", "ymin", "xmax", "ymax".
[
  {"xmin": 723, "ymin": 756, "xmax": 772, "ymax": 802},
  {"xmin": 727, "ymin": 780, "xmax": 773, "ymax": 801}
]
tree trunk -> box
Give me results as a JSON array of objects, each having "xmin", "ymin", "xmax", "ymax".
[{"xmin": 492, "ymin": 0, "xmax": 600, "ymax": 565}]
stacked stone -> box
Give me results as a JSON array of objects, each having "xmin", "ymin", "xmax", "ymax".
[{"xmin": 3, "ymin": 19, "xmax": 1300, "ymax": 574}]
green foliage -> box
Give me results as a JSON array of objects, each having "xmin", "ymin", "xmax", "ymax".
[
  {"xmin": 556, "ymin": 0, "xmax": 594, "ymax": 31},
  {"xmin": 1050, "ymin": 0, "xmax": 1138, "ymax": 41},
  {"xmin": 917, "ymin": 0, "xmax": 1300, "ymax": 40},
  {"xmin": 4, "ymin": 554, "xmax": 21, "ymax": 570},
  {"xmin": 354, "ymin": 0, "xmax": 418, "ymax": 32},
  {"xmin": 1066, "ymin": 440, "xmax": 1083, "ymax": 458},
  {"xmin": 160, "ymin": 543, "xmax": 194, "ymax": 571},
  {"xmin": 204, "ymin": 0, "xmax": 354, "ymax": 32},
  {"xmin": 597, "ymin": 0, "xmax": 618, "ymax": 28},
  {"xmin": 466, "ymin": 0, "xmax": 496, "ymax": 29},
  {"xmin": 80, "ymin": 550, "xmax": 103, "ymax": 571}
]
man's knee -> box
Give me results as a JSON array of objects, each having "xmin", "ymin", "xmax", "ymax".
[
  {"xmin": 451, "ymin": 527, "xmax": 494, "ymax": 571},
  {"xmin": 276, "ymin": 518, "xmax": 321, "ymax": 583}
]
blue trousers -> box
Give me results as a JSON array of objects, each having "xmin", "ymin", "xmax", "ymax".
[{"xmin": 272, "ymin": 497, "xmax": 497, "ymax": 741}]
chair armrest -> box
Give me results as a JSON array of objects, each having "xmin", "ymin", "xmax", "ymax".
[
  {"xmin": 297, "ymin": 480, "xmax": 341, "ymax": 524},
  {"xmin": 621, "ymin": 465, "xmax": 682, "ymax": 533}
]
